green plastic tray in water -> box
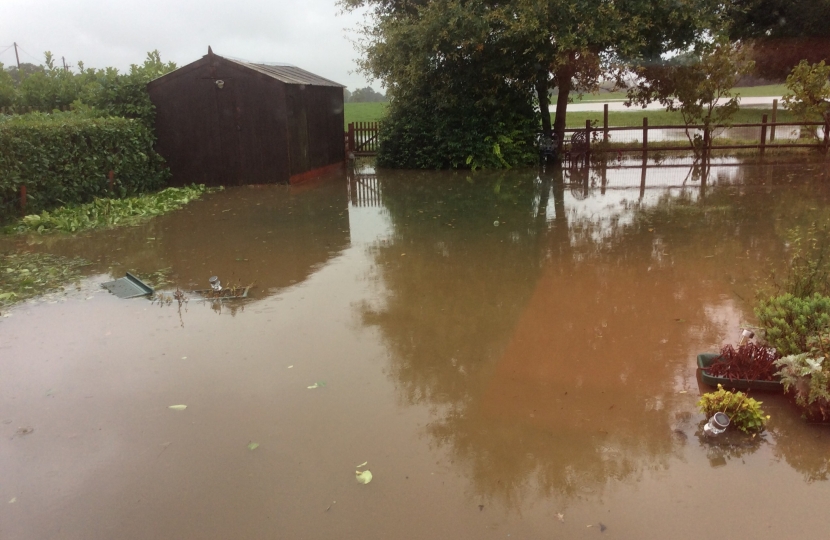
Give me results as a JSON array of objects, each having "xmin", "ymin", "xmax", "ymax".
[{"xmin": 697, "ymin": 353, "xmax": 784, "ymax": 392}]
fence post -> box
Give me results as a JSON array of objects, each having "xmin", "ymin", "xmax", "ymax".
[
  {"xmin": 823, "ymin": 112, "xmax": 829, "ymax": 154},
  {"xmin": 108, "ymin": 170, "xmax": 114, "ymax": 192},
  {"xmin": 770, "ymin": 99, "xmax": 778, "ymax": 141},
  {"xmin": 603, "ymin": 104, "xmax": 609, "ymax": 144},
  {"xmin": 585, "ymin": 119, "xmax": 591, "ymax": 166},
  {"xmin": 347, "ymin": 123, "xmax": 355, "ymax": 155},
  {"xmin": 760, "ymin": 114, "xmax": 768, "ymax": 158},
  {"xmin": 642, "ymin": 117, "xmax": 648, "ymax": 161},
  {"xmin": 20, "ymin": 185, "xmax": 27, "ymax": 214}
]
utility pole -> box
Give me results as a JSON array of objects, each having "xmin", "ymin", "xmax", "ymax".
[
  {"xmin": 14, "ymin": 42, "xmax": 21, "ymax": 71},
  {"xmin": 62, "ymin": 56, "xmax": 67, "ymax": 71}
]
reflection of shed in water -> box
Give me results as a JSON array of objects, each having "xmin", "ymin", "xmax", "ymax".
[{"xmin": 148, "ymin": 47, "xmax": 345, "ymax": 186}]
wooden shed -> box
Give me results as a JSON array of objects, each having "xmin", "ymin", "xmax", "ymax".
[{"xmin": 147, "ymin": 47, "xmax": 345, "ymax": 186}]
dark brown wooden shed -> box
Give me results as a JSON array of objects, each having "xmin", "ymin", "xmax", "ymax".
[{"xmin": 147, "ymin": 47, "xmax": 345, "ymax": 186}]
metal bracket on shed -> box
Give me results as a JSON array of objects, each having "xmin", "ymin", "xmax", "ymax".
[{"xmin": 101, "ymin": 272, "xmax": 155, "ymax": 299}]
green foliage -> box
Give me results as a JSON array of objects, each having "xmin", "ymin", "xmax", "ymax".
[
  {"xmin": 697, "ymin": 384, "xmax": 769, "ymax": 433},
  {"xmin": 0, "ymin": 252, "xmax": 89, "ymax": 311},
  {"xmin": 770, "ymin": 223, "xmax": 830, "ymax": 299},
  {"xmin": 775, "ymin": 334, "xmax": 830, "ymax": 420},
  {"xmin": 10, "ymin": 184, "xmax": 210, "ymax": 234},
  {"xmin": 347, "ymin": 86, "xmax": 387, "ymax": 103},
  {"xmin": 0, "ymin": 63, "xmax": 16, "ymax": 108},
  {"xmin": 0, "ymin": 111, "xmax": 169, "ymax": 220},
  {"xmin": 378, "ymin": 89, "xmax": 539, "ymax": 169},
  {"xmin": 755, "ymin": 293, "xmax": 830, "ymax": 356},
  {"xmin": 3, "ymin": 50, "xmax": 176, "ymax": 126},
  {"xmin": 628, "ymin": 37, "xmax": 754, "ymax": 154},
  {"xmin": 782, "ymin": 60, "xmax": 830, "ymax": 139}
]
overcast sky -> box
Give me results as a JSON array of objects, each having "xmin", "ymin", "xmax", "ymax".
[{"xmin": 0, "ymin": 0, "xmax": 376, "ymax": 91}]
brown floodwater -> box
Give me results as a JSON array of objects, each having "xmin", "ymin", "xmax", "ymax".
[{"xmin": 2, "ymin": 158, "xmax": 830, "ymax": 539}]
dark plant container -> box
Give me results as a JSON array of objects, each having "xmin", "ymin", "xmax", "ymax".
[{"xmin": 697, "ymin": 353, "xmax": 784, "ymax": 392}]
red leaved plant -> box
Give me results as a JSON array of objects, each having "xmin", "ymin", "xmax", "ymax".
[{"xmin": 706, "ymin": 343, "xmax": 781, "ymax": 381}]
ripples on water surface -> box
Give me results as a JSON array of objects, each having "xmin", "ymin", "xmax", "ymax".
[{"xmin": 1, "ymin": 157, "xmax": 830, "ymax": 539}]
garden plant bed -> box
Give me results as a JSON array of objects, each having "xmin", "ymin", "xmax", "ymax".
[{"xmin": 697, "ymin": 353, "xmax": 784, "ymax": 392}]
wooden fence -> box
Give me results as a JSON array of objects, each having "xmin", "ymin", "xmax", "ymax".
[{"xmin": 562, "ymin": 108, "xmax": 829, "ymax": 164}]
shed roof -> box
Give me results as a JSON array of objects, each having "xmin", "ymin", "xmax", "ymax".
[{"xmin": 226, "ymin": 58, "xmax": 344, "ymax": 88}]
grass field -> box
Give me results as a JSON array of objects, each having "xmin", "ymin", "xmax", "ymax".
[{"xmin": 344, "ymin": 85, "xmax": 797, "ymax": 129}]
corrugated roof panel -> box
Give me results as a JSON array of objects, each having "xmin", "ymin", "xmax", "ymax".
[{"xmin": 227, "ymin": 59, "xmax": 344, "ymax": 87}]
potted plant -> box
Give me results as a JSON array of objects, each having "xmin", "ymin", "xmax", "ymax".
[
  {"xmin": 698, "ymin": 341, "xmax": 783, "ymax": 392},
  {"xmin": 697, "ymin": 384, "xmax": 770, "ymax": 434}
]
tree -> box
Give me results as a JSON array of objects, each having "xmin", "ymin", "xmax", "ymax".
[
  {"xmin": 782, "ymin": 60, "xmax": 830, "ymax": 138},
  {"xmin": 348, "ymin": 86, "xmax": 387, "ymax": 102},
  {"xmin": 628, "ymin": 38, "xmax": 755, "ymax": 154},
  {"xmin": 727, "ymin": 0, "xmax": 830, "ymax": 80},
  {"xmin": 0, "ymin": 63, "xmax": 15, "ymax": 108},
  {"xmin": 342, "ymin": 0, "xmax": 721, "ymax": 164},
  {"xmin": 783, "ymin": 60, "xmax": 830, "ymax": 119}
]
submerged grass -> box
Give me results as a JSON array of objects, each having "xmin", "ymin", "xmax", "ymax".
[
  {"xmin": 0, "ymin": 252, "xmax": 90, "ymax": 311},
  {"xmin": 6, "ymin": 184, "xmax": 215, "ymax": 234}
]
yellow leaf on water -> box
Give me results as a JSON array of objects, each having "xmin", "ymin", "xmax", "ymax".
[
  {"xmin": 168, "ymin": 404, "xmax": 187, "ymax": 410},
  {"xmin": 356, "ymin": 461, "xmax": 368, "ymax": 468},
  {"xmin": 355, "ymin": 470, "xmax": 373, "ymax": 484},
  {"xmin": 247, "ymin": 442, "xmax": 259, "ymax": 451}
]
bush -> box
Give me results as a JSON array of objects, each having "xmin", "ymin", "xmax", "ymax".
[
  {"xmin": 755, "ymin": 293, "xmax": 830, "ymax": 356},
  {"xmin": 376, "ymin": 76, "xmax": 539, "ymax": 170},
  {"xmin": 0, "ymin": 111, "xmax": 169, "ymax": 220},
  {"xmin": 775, "ymin": 343, "xmax": 830, "ymax": 421}
]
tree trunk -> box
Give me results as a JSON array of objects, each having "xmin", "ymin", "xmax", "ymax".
[
  {"xmin": 536, "ymin": 77, "xmax": 551, "ymax": 138},
  {"xmin": 552, "ymin": 54, "xmax": 575, "ymax": 156}
]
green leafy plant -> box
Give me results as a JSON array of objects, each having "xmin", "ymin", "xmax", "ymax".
[
  {"xmin": 10, "ymin": 185, "xmax": 211, "ymax": 234},
  {"xmin": 0, "ymin": 252, "xmax": 90, "ymax": 311},
  {"xmin": 775, "ymin": 331, "xmax": 830, "ymax": 420},
  {"xmin": 782, "ymin": 59, "xmax": 830, "ymax": 140},
  {"xmin": 755, "ymin": 293, "xmax": 830, "ymax": 356},
  {"xmin": 697, "ymin": 384, "xmax": 769, "ymax": 433}
]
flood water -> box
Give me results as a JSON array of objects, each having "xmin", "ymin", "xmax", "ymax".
[{"xmin": 2, "ymin": 157, "xmax": 830, "ymax": 539}]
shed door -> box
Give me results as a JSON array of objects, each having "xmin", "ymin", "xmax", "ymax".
[{"xmin": 208, "ymin": 78, "xmax": 243, "ymax": 185}]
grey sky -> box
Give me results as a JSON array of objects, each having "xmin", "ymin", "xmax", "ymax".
[{"xmin": 0, "ymin": 0, "xmax": 375, "ymax": 91}]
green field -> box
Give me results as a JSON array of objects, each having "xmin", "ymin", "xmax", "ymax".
[
  {"xmin": 345, "ymin": 101, "xmax": 799, "ymax": 129},
  {"xmin": 569, "ymin": 83, "xmax": 788, "ymax": 103}
]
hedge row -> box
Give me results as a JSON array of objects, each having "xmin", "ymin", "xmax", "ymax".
[{"xmin": 0, "ymin": 111, "xmax": 169, "ymax": 219}]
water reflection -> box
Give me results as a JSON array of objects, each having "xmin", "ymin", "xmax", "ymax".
[{"xmin": 355, "ymin": 157, "xmax": 830, "ymax": 507}]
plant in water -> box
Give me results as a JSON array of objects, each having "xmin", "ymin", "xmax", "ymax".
[
  {"xmin": 9, "ymin": 185, "xmax": 213, "ymax": 234},
  {"xmin": 697, "ymin": 385, "xmax": 769, "ymax": 434},
  {"xmin": 775, "ymin": 331, "xmax": 830, "ymax": 421},
  {"xmin": 706, "ymin": 343, "xmax": 781, "ymax": 381},
  {"xmin": 0, "ymin": 252, "xmax": 90, "ymax": 311}
]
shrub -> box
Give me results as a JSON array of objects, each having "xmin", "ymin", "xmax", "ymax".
[
  {"xmin": 755, "ymin": 293, "xmax": 830, "ymax": 356},
  {"xmin": 698, "ymin": 384, "xmax": 769, "ymax": 433},
  {"xmin": 706, "ymin": 343, "xmax": 780, "ymax": 381},
  {"xmin": 0, "ymin": 111, "xmax": 169, "ymax": 220},
  {"xmin": 775, "ymin": 332, "xmax": 830, "ymax": 420}
]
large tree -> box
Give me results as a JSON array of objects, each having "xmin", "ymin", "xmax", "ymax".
[{"xmin": 343, "ymin": 0, "xmax": 719, "ymax": 164}]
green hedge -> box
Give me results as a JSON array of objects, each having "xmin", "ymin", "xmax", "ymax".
[{"xmin": 0, "ymin": 111, "xmax": 169, "ymax": 220}]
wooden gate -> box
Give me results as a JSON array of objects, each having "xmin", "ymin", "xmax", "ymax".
[{"xmin": 347, "ymin": 122, "xmax": 379, "ymax": 156}]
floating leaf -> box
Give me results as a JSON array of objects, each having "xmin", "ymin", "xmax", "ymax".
[
  {"xmin": 247, "ymin": 442, "xmax": 259, "ymax": 451},
  {"xmin": 356, "ymin": 461, "xmax": 368, "ymax": 468},
  {"xmin": 168, "ymin": 404, "xmax": 187, "ymax": 410},
  {"xmin": 307, "ymin": 383, "xmax": 319, "ymax": 389},
  {"xmin": 9, "ymin": 497, "xmax": 16, "ymax": 504},
  {"xmin": 355, "ymin": 470, "xmax": 373, "ymax": 484}
]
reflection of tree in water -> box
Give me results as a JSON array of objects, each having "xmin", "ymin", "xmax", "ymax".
[
  {"xmin": 361, "ymin": 162, "xmax": 830, "ymax": 507},
  {"xmin": 770, "ymin": 408, "xmax": 830, "ymax": 483}
]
